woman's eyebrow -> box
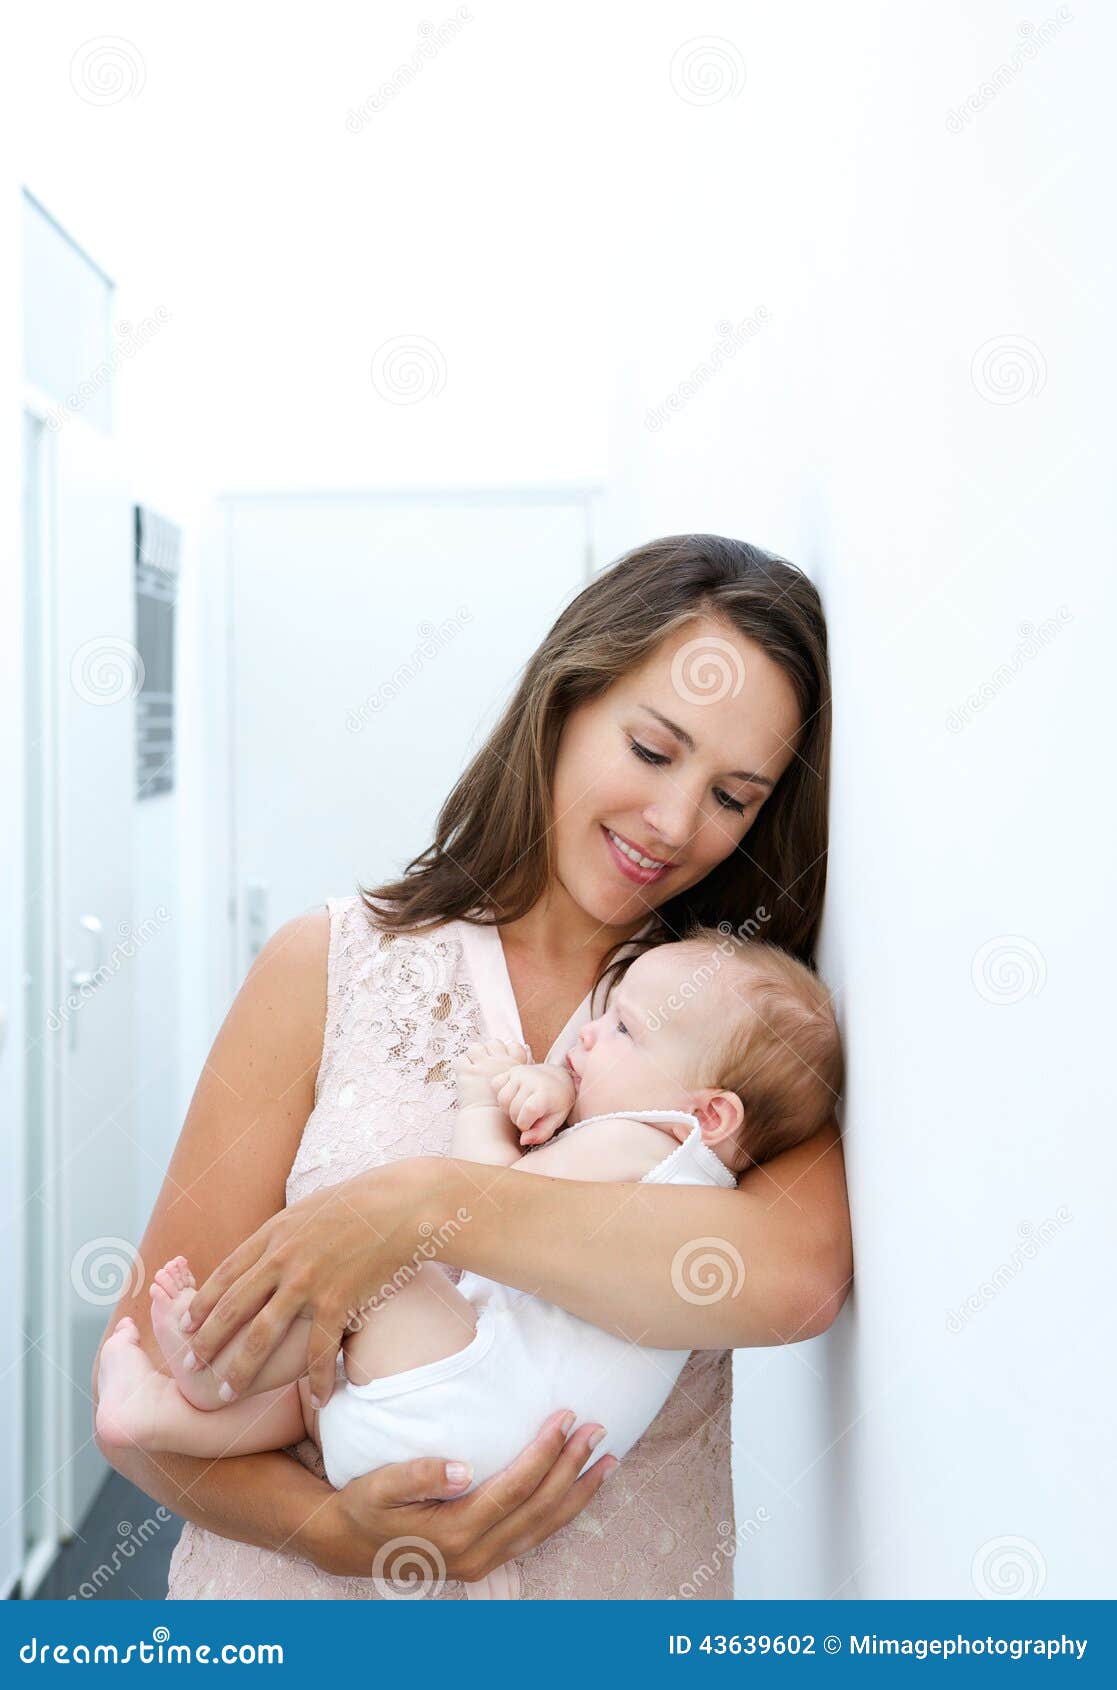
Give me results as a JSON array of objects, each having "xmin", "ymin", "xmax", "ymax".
[{"xmin": 637, "ymin": 704, "xmax": 775, "ymax": 789}]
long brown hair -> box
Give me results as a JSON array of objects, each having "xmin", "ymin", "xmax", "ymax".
[{"xmin": 359, "ymin": 534, "xmax": 832, "ymax": 997}]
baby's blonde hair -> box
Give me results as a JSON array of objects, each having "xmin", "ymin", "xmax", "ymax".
[{"xmin": 668, "ymin": 924, "xmax": 844, "ymax": 1174}]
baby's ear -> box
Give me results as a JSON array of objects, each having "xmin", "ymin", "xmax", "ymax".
[{"xmin": 692, "ymin": 1089, "xmax": 745, "ymax": 1150}]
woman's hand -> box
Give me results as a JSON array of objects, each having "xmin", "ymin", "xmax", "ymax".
[
  {"xmin": 313, "ymin": 1410, "xmax": 616, "ymax": 1583},
  {"xmin": 180, "ymin": 1158, "xmax": 439, "ymax": 1408}
]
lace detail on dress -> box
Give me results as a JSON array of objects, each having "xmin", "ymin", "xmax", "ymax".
[{"xmin": 166, "ymin": 895, "xmax": 735, "ymax": 1601}]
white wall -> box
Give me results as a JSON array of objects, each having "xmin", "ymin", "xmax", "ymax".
[{"xmin": 597, "ymin": 0, "xmax": 1115, "ymax": 1600}]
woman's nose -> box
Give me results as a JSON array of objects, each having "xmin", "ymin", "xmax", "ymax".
[{"xmin": 641, "ymin": 799, "xmax": 692, "ymax": 852}]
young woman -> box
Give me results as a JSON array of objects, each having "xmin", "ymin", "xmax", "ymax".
[{"xmin": 93, "ymin": 533, "xmax": 851, "ymax": 1600}]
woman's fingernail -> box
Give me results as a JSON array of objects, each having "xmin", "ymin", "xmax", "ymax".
[
  {"xmin": 587, "ymin": 1427, "xmax": 606, "ymax": 1449},
  {"xmin": 310, "ymin": 1394, "xmax": 321, "ymax": 1411},
  {"xmin": 218, "ymin": 1381, "xmax": 237, "ymax": 1404},
  {"xmin": 559, "ymin": 1411, "xmax": 575, "ymax": 1435},
  {"xmin": 179, "ymin": 1313, "xmax": 194, "ymax": 1333},
  {"xmin": 182, "ymin": 1350, "xmax": 197, "ymax": 1372},
  {"xmin": 445, "ymin": 1461, "xmax": 472, "ymax": 1487}
]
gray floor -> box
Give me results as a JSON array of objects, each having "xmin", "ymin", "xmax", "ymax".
[{"xmin": 26, "ymin": 1473, "xmax": 184, "ymax": 1601}]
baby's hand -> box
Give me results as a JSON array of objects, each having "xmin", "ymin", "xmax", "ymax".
[
  {"xmin": 492, "ymin": 1062, "xmax": 577, "ymax": 1146},
  {"xmin": 455, "ymin": 1038, "xmax": 533, "ymax": 1110}
]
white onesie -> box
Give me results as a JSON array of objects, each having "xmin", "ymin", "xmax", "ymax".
[{"xmin": 317, "ymin": 1111, "xmax": 739, "ymax": 1494}]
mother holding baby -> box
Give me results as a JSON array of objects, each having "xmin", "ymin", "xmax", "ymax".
[{"xmin": 93, "ymin": 533, "xmax": 852, "ymax": 1600}]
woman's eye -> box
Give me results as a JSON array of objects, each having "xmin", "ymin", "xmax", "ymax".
[
  {"xmin": 627, "ymin": 737, "xmax": 670, "ymax": 767},
  {"xmin": 715, "ymin": 789, "xmax": 748, "ymax": 815},
  {"xmin": 617, "ymin": 1020, "xmax": 629, "ymax": 1036}
]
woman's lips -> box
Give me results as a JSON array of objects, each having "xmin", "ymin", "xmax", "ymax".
[{"xmin": 600, "ymin": 824, "xmax": 673, "ymax": 886}]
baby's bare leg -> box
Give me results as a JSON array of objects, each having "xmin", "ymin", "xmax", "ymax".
[
  {"xmin": 96, "ymin": 1318, "xmax": 307, "ymax": 1457},
  {"xmin": 151, "ymin": 1255, "xmax": 313, "ymax": 1409},
  {"xmin": 344, "ymin": 1260, "xmax": 479, "ymax": 1386}
]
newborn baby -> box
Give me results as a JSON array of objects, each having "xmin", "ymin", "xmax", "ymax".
[{"xmin": 96, "ymin": 924, "xmax": 843, "ymax": 1495}]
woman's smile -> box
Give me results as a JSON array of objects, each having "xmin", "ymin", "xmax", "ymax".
[{"xmin": 600, "ymin": 824, "xmax": 675, "ymax": 886}]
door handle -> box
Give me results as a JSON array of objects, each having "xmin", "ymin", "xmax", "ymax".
[{"xmin": 68, "ymin": 914, "xmax": 105, "ymax": 1050}]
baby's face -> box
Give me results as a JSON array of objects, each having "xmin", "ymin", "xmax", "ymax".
[{"xmin": 565, "ymin": 946, "xmax": 719, "ymax": 1123}]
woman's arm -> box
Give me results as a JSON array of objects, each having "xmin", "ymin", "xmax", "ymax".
[
  {"xmin": 421, "ymin": 1116, "xmax": 853, "ymax": 1351},
  {"xmin": 183, "ymin": 1117, "xmax": 852, "ymax": 1407}
]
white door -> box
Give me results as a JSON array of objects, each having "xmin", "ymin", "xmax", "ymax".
[
  {"xmin": 225, "ymin": 491, "xmax": 594, "ymax": 976},
  {"xmin": 21, "ymin": 403, "xmax": 137, "ymax": 1578}
]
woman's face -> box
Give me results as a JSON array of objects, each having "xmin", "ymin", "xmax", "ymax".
[{"xmin": 549, "ymin": 614, "xmax": 804, "ymax": 932}]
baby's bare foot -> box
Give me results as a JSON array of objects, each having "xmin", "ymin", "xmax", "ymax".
[
  {"xmin": 149, "ymin": 1256, "xmax": 216, "ymax": 1409},
  {"xmin": 95, "ymin": 1318, "xmax": 173, "ymax": 1449}
]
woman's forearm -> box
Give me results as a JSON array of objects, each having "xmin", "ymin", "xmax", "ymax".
[
  {"xmin": 409, "ymin": 1124, "xmax": 852, "ymax": 1350},
  {"xmin": 96, "ymin": 1436, "xmax": 338, "ymax": 1569}
]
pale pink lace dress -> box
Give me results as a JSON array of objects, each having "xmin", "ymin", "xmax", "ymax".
[{"xmin": 166, "ymin": 895, "xmax": 735, "ymax": 1600}]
